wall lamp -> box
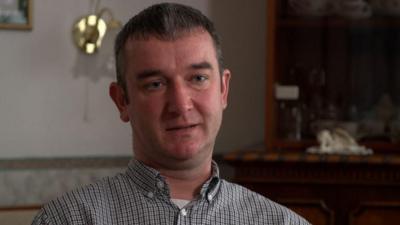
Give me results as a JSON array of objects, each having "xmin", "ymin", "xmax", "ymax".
[{"xmin": 72, "ymin": 6, "xmax": 121, "ymax": 54}]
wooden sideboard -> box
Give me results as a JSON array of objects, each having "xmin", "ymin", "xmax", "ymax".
[{"xmin": 224, "ymin": 149, "xmax": 400, "ymax": 225}]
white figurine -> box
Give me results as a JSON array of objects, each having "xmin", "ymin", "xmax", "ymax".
[{"xmin": 307, "ymin": 128, "xmax": 373, "ymax": 155}]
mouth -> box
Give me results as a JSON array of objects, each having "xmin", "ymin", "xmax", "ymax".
[{"xmin": 166, "ymin": 124, "xmax": 198, "ymax": 131}]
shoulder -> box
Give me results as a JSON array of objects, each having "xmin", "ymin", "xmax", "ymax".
[
  {"xmin": 218, "ymin": 179, "xmax": 278, "ymax": 206},
  {"xmin": 32, "ymin": 172, "xmax": 134, "ymax": 224},
  {"xmin": 52, "ymin": 172, "xmax": 132, "ymax": 206},
  {"xmin": 218, "ymin": 180, "xmax": 311, "ymax": 225}
]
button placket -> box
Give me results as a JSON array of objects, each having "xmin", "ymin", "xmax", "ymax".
[
  {"xmin": 180, "ymin": 208, "xmax": 187, "ymax": 217},
  {"xmin": 176, "ymin": 208, "xmax": 188, "ymax": 225},
  {"xmin": 146, "ymin": 192, "xmax": 154, "ymax": 198},
  {"xmin": 157, "ymin": 181, "xmax": 164, "ymax": 189}
]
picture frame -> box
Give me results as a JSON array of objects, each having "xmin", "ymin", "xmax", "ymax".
[{"xmin": 0, "ymin": 0, "xmax": 32, "ymax": 30}]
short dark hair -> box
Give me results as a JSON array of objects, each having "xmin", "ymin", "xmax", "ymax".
[{"xmin": 114, "ymin": 3, "xmax": 224, "ymax": 93}]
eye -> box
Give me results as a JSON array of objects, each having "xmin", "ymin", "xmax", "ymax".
[
  {"xmin": 143, "ymin": 80, "xmax": 165, "ymax": 91},
  {"xmin": 192, "ymin": 74, "xmax": 209, "ymax": 83}
]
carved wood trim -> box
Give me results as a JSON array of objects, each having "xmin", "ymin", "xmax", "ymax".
[
  {"xmin": 278, "ymin": 199, "xmax": 334, "ymax": 225},
  {"xmin": 225, "ymin": 151, "xmax": 400, "ymax": 185},
  {"xmin": 233, "ymin": 163, "xmax": 400, "ymax": 185},
  {"xmin": 349, "ymin": 202, "xmax": 400, "ymax": 225},
  {"xmin": 224, "ymin": 151, "xmax": 400, "ymax": 166}
]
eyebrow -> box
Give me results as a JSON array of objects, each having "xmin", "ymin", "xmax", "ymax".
[
  {"xmin": 135, "ymin": 69, "xmax": 162, "ymax": 80},
  {"xmin": 189, "ymin": 61, "xmax": 213, "ymax": 70},
  {"xmin": 135, "ymin": 61, "xmax": 213, "ymax": 80}
]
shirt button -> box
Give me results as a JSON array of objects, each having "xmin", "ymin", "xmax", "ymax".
[
  {"xmin": 207, "ymin": 194, "xmax": 213, "ymax": 201},
  {"xmin": 157, "ymin": 181, "xmax": 164, "ymax": 189},
  {"xmin": 147, "ymin": 192, "xmax": 154, "ymax": 198},
  {"xmin": 180, "ymin": 209, "xmax": 187, "ymax": 216}
]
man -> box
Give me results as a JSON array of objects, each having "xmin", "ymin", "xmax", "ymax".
[{"xmin": 32, "ymin": 3, "xmax": 310, "ymax": 225}]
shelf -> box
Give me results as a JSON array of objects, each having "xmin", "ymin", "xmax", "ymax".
[
  {"xmin": 224, "ymin": 148, "xmax": 400, "ymax": 165},
  {"xmin": 278, "ymin": 17, "xmax": 400, "ymax": 28},
  {"xmin": 273, "ymin": 139, "xmax": 316, "ymax": 151},
  {"xmin": 273, "ymin": 139, "xmax": 400, "ymax": 152}
]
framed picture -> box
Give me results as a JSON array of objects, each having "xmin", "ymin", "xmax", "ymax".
[{"xmin": 0, "ymin": 0, "xmax": 32, "ymax": 30}]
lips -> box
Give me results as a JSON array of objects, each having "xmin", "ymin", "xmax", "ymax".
[{"xmin": 166, "ymin": 124, "xmax": 198, "ymax": 131}]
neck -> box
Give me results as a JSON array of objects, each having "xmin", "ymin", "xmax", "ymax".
[
  {"xmin": 160, "ymin": 160, "xmax": 212, "ymax": 200},
  {"xmin": 133, "ymin": 143, "xmax": 215, "ymax": 200}
]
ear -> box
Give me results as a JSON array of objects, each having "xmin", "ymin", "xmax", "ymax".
[
  {"xmin": 109, "ymin": 82, "xmax": 130, "ymax": 122},
  {"xmin": 220, "ymin": 69, "xmax": 231, "ymax": 109}
]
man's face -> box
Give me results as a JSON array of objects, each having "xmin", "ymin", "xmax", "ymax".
[{"xmin": 110, "ymin": 29, "xmax": 230, "ymax": 169}]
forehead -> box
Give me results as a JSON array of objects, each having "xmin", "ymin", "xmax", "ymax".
[{"xmin": 123, "ymin": 30, "xmax": 218, "ymax": 74}]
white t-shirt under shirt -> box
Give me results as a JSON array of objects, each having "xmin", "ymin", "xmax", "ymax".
[{"xmin": 171, "ymin": 199, "xmax": 190, "ymax": 209}]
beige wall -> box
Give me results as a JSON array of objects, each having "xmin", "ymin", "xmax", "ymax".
[
  {"xmin": 0, "ymin": 0, "xmax": 265, "ymax": 158},
  {"xmin": 212, "ymin": 0, "xmax": 266, "ymax": 153}
]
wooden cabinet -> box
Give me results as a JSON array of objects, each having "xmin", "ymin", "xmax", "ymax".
[
  {"xmin": 224, "ymin": 150, "xmax": 400, "ymax": 225},
  {"xmin": 224, "ymin": 2, "xmax": 400, "ymax": 224},
  {"xmin": 266, "ymin": 0, "xmax": 400, "ymax": 152}
]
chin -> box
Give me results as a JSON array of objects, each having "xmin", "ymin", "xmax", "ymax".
[{"xmin": 167, "ymin": 143, "xmax": 203, "ymax": 159}]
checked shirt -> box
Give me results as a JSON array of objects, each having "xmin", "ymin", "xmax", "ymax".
[{"xmin": 31, "ymin": 159, "xmax": 310, "ymax": 225}]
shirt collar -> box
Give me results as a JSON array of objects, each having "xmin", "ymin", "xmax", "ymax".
[
  {"xmin": 126, "ymin": 159, "xmax": 165, "ymax": 196},
  {"xmin": 199, "ymin": 161, "xmax": 221, "ymax": 203},
  {"xmin": 125, "ymin": 158, "xmax": 221, "ymax": 201}
]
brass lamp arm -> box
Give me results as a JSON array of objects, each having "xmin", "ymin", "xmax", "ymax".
[{"xmin": 72, "ymin": 2, "xmax": 121, "ymax": 54}]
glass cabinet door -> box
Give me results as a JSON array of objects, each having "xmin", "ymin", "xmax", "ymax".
[{"xmin": 269, "ymin": 0, "xmax": 400, "ymax": 152}]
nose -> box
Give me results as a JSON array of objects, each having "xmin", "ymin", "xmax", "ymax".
[{"xmin": 166, "ymin": 81, "xmax": 193, "ymax": 114}]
